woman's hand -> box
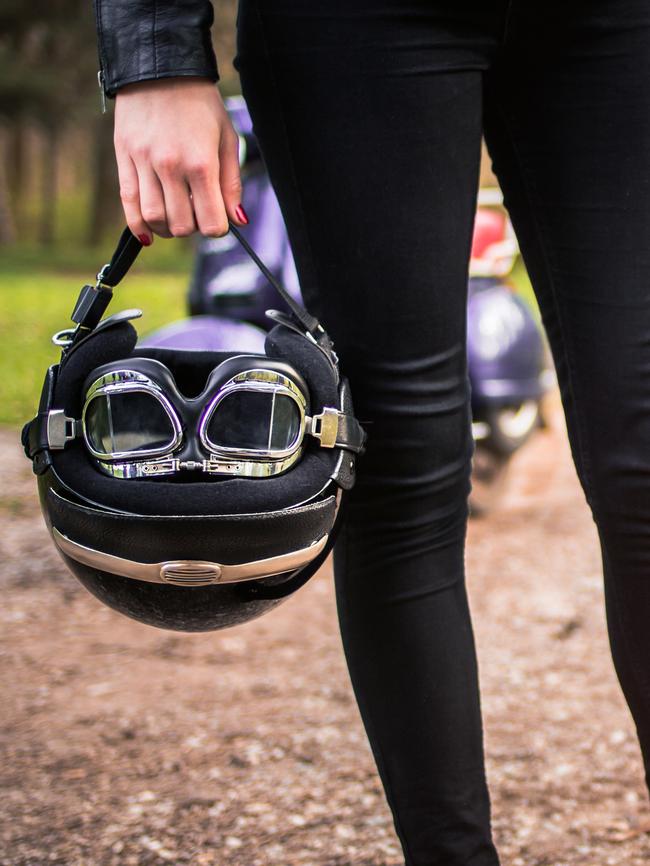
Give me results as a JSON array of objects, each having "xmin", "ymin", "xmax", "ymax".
[{"xmin": 113, "ymin": 77, "xmax": 248, "ymax": 245}]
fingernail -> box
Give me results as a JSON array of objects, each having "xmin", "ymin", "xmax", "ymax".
[
  {"xmin": 138, "ymin": 233, "xmax": 152, "ymax": 246},
  {"xmin": 235, "ymin": 203, "xmax": 249, "ymax": 225}
]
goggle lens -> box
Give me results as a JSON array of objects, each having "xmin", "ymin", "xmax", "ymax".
[
  {"xmin": 85, "ymin": 391, "xmax": 176, "ymax": 456},
  {"xmin": 206, "ymin": 391, "xmax": 302, "ymax": 452}
]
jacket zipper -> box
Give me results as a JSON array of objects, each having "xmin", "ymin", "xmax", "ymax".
[{"xmin": 97, "ymin": 69, "xmax": 107, "ymax": 114}]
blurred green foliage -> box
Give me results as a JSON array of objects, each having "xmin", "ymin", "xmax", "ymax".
[
  {"xmin": 0, "ymin": 0, "xmax": 541, "ymax": 435},
  {"xmin": 0, "ymin": 0, "xmax": 240, "ymax": 246},
  {"xmin": 3, "ymin": 236, "xmax": 195, "ymax": 274},
  {"xmin": 0, "ymin": 265, "xmax": 186, "ymax": 427},
  {"xmin": 1, "ymin": 250, "xmax": 537, "ymax": 429}
]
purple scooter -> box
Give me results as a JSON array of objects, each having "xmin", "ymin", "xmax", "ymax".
[
  {"xmin": 143, "ymin": 96, "xmax": 555, "ymax": 514},
  {"xmin": 140, "ymin": 95, "xmax": 299, "ymax": 355}
]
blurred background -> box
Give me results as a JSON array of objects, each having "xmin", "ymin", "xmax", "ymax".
[
  {"xmin": 0, "ymin": 1, "xmax": 240, "ymax": 427},
  {"xmin": 0, "ymin": 0, "xmax": 240, "ymax": 251},
  {"xmin": 3, "ymin": 5, "xmax": 650, "ymax": 866},
  {"xmin": 0, "ymin": 0, "xmax": 539, "ymax": 431}
]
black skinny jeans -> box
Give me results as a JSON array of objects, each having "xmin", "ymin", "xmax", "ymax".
[{"xmin": 233, "ymin": 2, "xmax": 650, "ymax": 863}]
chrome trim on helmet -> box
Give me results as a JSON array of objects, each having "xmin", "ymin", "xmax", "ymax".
[{"xmin": 52, "ymin": 527, "xmax": 329, "ymax": 587}]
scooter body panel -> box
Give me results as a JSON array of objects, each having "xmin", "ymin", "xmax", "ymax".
[{"xmin": 467, "ymin": 277, "xmax": 548, "ymax": 406}]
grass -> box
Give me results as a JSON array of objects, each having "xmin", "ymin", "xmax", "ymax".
[
  {"xmin": 0, "ymin": 267, "xmax": 187, "ymax": 428},
  {"xmin": 1, "ymin": 245, "xmax": 538, "ymax": 429},
  {"xmin": 2, "ymin": 237, "xmax": 195, "ymax": 275}
]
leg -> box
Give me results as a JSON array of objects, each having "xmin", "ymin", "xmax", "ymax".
[
  {"xmin": 235, "ymin": 1, "xmax": 503, "ymax": 862},
  {"xmin": 483, "ymin": 0, "xmax": 650, "ymax": 793}
]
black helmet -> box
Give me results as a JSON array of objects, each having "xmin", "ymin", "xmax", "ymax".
[{"xmin": 22, "ymin": 226, "xmax": 367, "ymax": 632}]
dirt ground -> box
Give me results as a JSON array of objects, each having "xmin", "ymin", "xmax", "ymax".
[{"xmin": 2, "ymin": 392, "xmax": 650, "ymax": 866}]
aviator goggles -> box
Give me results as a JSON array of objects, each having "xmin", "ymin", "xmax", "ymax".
[{"xmin": 62, "ymin": 354, "xmax": 364, "ymax": 479}]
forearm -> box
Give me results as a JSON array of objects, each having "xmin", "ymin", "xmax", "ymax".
[{"xmin": 93, "ymin": 0, "xmax": 220, "ymax": 98}]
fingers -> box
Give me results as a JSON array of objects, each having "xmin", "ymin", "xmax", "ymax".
[
  {"xmin": 186, "ymin": 127, "xmax": 247, "ymax": 236},
  {"xmin": 136, "ymin": 160, "xmax": 173, "ymax": 239},
  {"xmin": 187, "ymin": 156, "xmax": 228, "ymax": 237},
  {"xmin": 115, "ymin": 148, "xmax": 153, "ymax": 246},
  {"xmin": 219, "ymin": 128, "xmax": 247, "ymax": 226},
  {"xmin": 113, "ymin": 79, "xmax": 249, "ymax": 242},
  {"xmin": 120, "ymin": 142, "xmax": 242, "ymax": 241},
  {"xmin": 157, "ymin": 167, "xmax": 197, "ymax": 238}
]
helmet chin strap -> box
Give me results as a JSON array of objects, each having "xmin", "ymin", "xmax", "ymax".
[{"xmin": 60, "ymin": 223, "xmax": 337, "ymax": 365}]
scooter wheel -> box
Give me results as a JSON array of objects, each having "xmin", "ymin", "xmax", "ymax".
[
  {"xmin": 483, "ymin": 399, "xmax": 541, "ymax": 456},
  {"xmin": 469, "ymin": 446, "xmax": 512, "ymax": 518}
]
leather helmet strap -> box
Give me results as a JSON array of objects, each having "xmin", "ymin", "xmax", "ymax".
[
  {"xmin": 87, "ymin": 222, "xmax": 325, "ymax": 342},
  {"xmin": 227, "ymin": 222, "xmax": 323, "ymax": 339},
  {"xmin": 95, "ymin": 225, "xmax": 144, "ymax": 288}
]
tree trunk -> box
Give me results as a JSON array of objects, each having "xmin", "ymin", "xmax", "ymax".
[
  {"xmin": 0, "ymin": 127, "xmax": 17, "ymax": 245},
  {"xmin": 39, "ymin": 123, "xmax": 59, "ymax": 246},
  {"xmin": 6, "ymin": 119, "xmax": 28, "ymax": 234},
  {"xmin": 87, "ymin": 114, "xmax": 121, "ymax": 246}
]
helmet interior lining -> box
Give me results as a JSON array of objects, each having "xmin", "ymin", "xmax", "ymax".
[{"xmin": 49, "ymin": 321, "xmax": 341, "ymax": 516}]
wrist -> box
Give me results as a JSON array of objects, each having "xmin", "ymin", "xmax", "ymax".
[{"xmin": 116, "ymin": 76, "xmax": 218, "ymax": 98}]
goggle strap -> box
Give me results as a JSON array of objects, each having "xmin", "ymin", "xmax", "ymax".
[
  {"xmin": 23, "ymin": 409, "xmax": 82, "ymax": 462},
  {"xmin": 307, "ymin": 408, "xmax": 367, "ymax": 454},
  {"xmin": 334, "ymin": 411, "xmax": 368, "ymax": 455}
]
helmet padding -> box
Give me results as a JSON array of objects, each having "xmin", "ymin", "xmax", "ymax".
[{"xmin": 49, "ymin": 321, "xmax": 341, "ymax": 516}]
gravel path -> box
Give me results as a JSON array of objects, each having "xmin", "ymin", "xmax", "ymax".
[{"xmin": 2, "ymin": 393, "xmax": 650, "ymax": 866}]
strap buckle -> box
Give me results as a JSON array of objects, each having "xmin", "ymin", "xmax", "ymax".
[
  {"xmin": 47, "ymin": 410, "xmax": 79, "ymax": 449},
  {"xmin": 307, "ymin": 408, "xmax": 340, "ymax": 448},
  {"xmin": 96, "ymin": 262, "xmax": 111, "ymax": 288}
]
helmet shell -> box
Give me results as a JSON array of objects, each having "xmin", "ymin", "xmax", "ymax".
[
  {"xmin": 29, "ymin": 315, "xmax": 359, "ymax": 632},
  {"xmin": 39, "ymin": 469, "xmax": 340, "ymax": 631}
]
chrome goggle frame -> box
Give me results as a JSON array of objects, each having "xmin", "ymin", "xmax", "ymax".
[{"xmin": 81, "ymin": 367, "xmax": 312, "ymax": 479}]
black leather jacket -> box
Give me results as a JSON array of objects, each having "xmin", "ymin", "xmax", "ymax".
[{"xmin": 93, "ymin": 0, "xmax": 220, "ymax": 99}]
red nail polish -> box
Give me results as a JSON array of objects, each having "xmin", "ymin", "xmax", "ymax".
[
  {"xmin": 138, "ymin": 234, "xmax": 152, "ymax": 247},
  {"xmin": 235, "ymin": 203, "xmax": 249, "ymax": 225}
]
